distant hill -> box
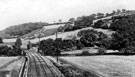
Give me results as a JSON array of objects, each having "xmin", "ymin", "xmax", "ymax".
[
  {"xmin": 0, "ymin": 22, "xmax": 48, "ymax": 38},
  {"xmin": 0, "ymin": 30, "xmax": 11, "ymax": 38},
  {"xmin": 1, "ymin": 9, "xmax": 134, "ymax": 40},
  {"xmin": 29, "ymin": 10, "xmax": 135, "ymax": 43},
  {"xmin": 23, "ymin": 23, "xmax": 66, "ymax": 39}
]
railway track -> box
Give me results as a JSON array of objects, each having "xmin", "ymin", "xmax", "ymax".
[{"xmin": 25, "ymin": 50, "xmax": 65, "ymax": 77}]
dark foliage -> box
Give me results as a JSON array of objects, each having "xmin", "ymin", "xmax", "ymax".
[
  {"xmin": 76, "ymin": 40, "xmax": 84, "ymax": 49},
  {"xmin": 78, "ymin": 29, "xmax": 107, "ymax": 47},
  {"xmin": 93, "ymin": 20, "xmax": 104, "ymax": 28},
  {"xmin": 40, "ymin": 38, "xmax": 55, "ymax": 55},
  {"xmin": 0, "ymin": 45, "xmax": 22, "ymax": 56},
  {"xmin": 97, "ymin": 47, "xmax": 106, "ymax": 55},
  {"xmin": 103, "ymin": 14, "xmax": 135, "ymax": 54},
  {"xmin": 39, "ymin": 29, "xmax": 109, "ymax": 55},
  {"xmin": 15, "ymin": 38, "xmax": 22, "ymax": 47},
  {"xmin": 80, "ymin": 50, "xmax": 90, "ymax": 56},
  {"xmin": 74, "ymin": 16, "xmax": 94, "ymax": 28},
  {"xmin": 0, "ymin": 37, "xmax": 3, "ymax": 43}
]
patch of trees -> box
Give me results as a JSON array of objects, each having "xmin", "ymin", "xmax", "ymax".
[
  {"xmin": 39, "ymin": 29, "xmax": 108, "ymax": 55},
  {"xmin": 110, "ymin": 15, "xmax": 135, "ymax": 31},
  {"xmin": 74, "ymin": 15, "xmax": 95, "ymax": 28},
  {"xmin": 0, "ymin": 38, "xmax": 22, "ymax": 56},
  {"xmin": 0, "ymin": 45, "xmax": 22, "ymax": 56},
  {"xmin": 58, "ymin": 15, "xmax": 96, "ymax": 32},
  {"xmin": 39, "ymin": 38, "xmax": 77, "ymax": 56},
  {"xmin": 97, "ymin": 14, "xmax": 135, "ymax": 54},
  {"xmin": 59, "ymin": 9, "xmax": 128, "ymax": 32},
  {"xmin": 78, "ymin": 29, "xmax": 108, "ymax": 47}
]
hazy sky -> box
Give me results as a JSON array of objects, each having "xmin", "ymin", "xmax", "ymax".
[{"xmin": 0, "ymin": 0, "xmax": 134, "ymax": 30}]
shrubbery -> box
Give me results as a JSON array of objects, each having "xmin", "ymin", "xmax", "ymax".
[
  {"xmin": 80, "ymin": 50, "xmax": 90, "ymax": 56},
  {"xmin": 97, "ymin": 47, "xmax": 106, "ymax": 55},
  {"xmin": 78, "ymin": 29, "xmax": 108, "ymax": 47},
  {"xmin": 39, "ymin": 29, "xmax": 108, "ymax": 55},
  {"xmin": 97, "ymin": 14, "xmax": 135, "ymax": 54},
  {"xmin": 0, "ymin": 45, "xmax": 22, "ymax": 56},
  {"xmin": 0, "ymin": 38, "xmax": 22, "ymax": 56}
]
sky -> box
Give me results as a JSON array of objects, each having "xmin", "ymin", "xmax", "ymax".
[{"xmin": 0, "ymin": 0, "xmax": 134, "ymax": 30}]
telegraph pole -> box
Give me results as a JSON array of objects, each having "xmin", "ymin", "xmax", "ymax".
[
  {"xmin": 38, "ymin": 34, "xmax": 41, "ymax": 53},
  {"xmin": 56, "ymin": 29, "xmax": 59, "ymax": 63}
]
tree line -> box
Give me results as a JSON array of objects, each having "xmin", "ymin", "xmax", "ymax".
[
  {"xmin": 38, "ymin": 29, "xmax": 108, "ymax": 55},
  {"xmin": 0, "ymin": 37, "xmax": 22, "ymax": 56}
]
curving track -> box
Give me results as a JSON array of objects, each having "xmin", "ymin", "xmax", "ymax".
[{"xmin": 25, "ymin": 50, "xmax": 65, "ymax": 77}]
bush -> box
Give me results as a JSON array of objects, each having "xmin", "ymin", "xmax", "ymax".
[
  {"xmin": 15, "ymin": 38, "xmax": 22, "ymax": 47},
  {"xmin": 0, "ymin": 37, "xmax": 3, "ymax": 43},
  {"xmin": 97, "ymin": 47, "xmax": 106, "ymax": 55},
  {"xmin": 76, "ymin": 42, "xmax": 84, "ymax": 49},
  {"xmin": 80, "ymin": 50, "xmax": 90, "ymax": 56},
  {"xmin": 0, "ymin": 45, "xmax": 22, "ymax": 56}
]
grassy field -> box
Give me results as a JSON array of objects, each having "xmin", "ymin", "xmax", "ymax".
[
  {"xmin": 0, "ymin": 57, "xmax": 22, "ymax": 77},
  {"xmin": 0, "ymin": 57, "xmax": 18, "ymax": 67},
  {"xmin": 61, "ymin": 55, "xmax": 135, "ymax": 77}
]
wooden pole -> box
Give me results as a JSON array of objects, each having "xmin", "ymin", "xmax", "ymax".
[
  {"xmin": 56, "ymin": 30, "xmax": 58, "ymax": 63},
  {"xmin": 38, "ymin": 34, "xmax": 41, "ymax": 53}
]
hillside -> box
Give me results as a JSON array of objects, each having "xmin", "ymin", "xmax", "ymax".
[
  {"xmin": 22, "ymin": 23, "xmax": 66, "ymax": 39},
  {"xmin": 0, "ymin": 22, "xmax": 48, "ymax": 38},
  {"xmin": 28, "ymin": 10, "xmax": 135, "ymax": 43},
  {"xmin": 29, "ymin": 9, "xmax": 135, "ymax": 56},
  {"xmin": 0, "ymin": 30, "xmax": 11, "ymax": 39},
  {"xmin": 29, "ymin": 27, "xmax": 114, "ymax": 43}
]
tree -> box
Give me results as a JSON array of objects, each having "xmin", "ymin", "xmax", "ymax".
[
  {"xmin": 53, "ymin": 38, "xmax": 63, "ymax": 55},
  {"xmin": 78, "ymin": 29, "xmax": 98, "ymax": 47},
  {"xmin": 117, "ymin": 9, "xmax": 121, "ymax": 14},
  {"xmin": 40, "ymin": 38, "xmax": 55, "ymax": 55},
  {"xmin": 76, "ymin": 40, "xmax": 84, "ymax": 49},
  {"xmin": 57, "ymin": 26, "xmax": 65, "ymax": 32},
  {"xmin": 80, "ymin": 33, "xmax": 97, "ymax": 47},
  {"xmin": 15, "ymin": 38, "xmax": 22, "ymax": 47},
  {"xmin": 0, "ymin": 37, "xmax": 3, "ymax": 43},
  {"xmin": 93, "ymin": 20, "xmax": 104, "ymax": 28},
  {"xmin": 96, "ymin": 13, "xmax": 104, "ymax": 19},
  {"xmin": 110, "ymin": 10, "xmax": 116, "ymax": 15},
  {"xmin": 58, "ymin": 19, "xmax": 62, "ymax": 23},
  {"xmin": 122, "ymin": 9, "xmax": 126, "ymax": 13},
  {"xmin": 69, "ymin": 18, "xmax": 75, "ymax": 24},
  {"xmin": 90, "ymin": 14, "xmax": 96, "ymax": 19},
  {"xmin": 27, "ymin": 41, "xmax": 32, "ymax": 49},
  {"xmin": 75, "ymin": 15, "xmax": 94, "ymax": 28},
  {"xmin": 64, "ymin": 23, "xmax": 73, "ymax": 31}
]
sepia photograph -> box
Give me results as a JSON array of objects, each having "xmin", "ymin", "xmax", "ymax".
[{"xmin": 0, "ymin": 0, "xmax": 134, "ymax": 77}]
